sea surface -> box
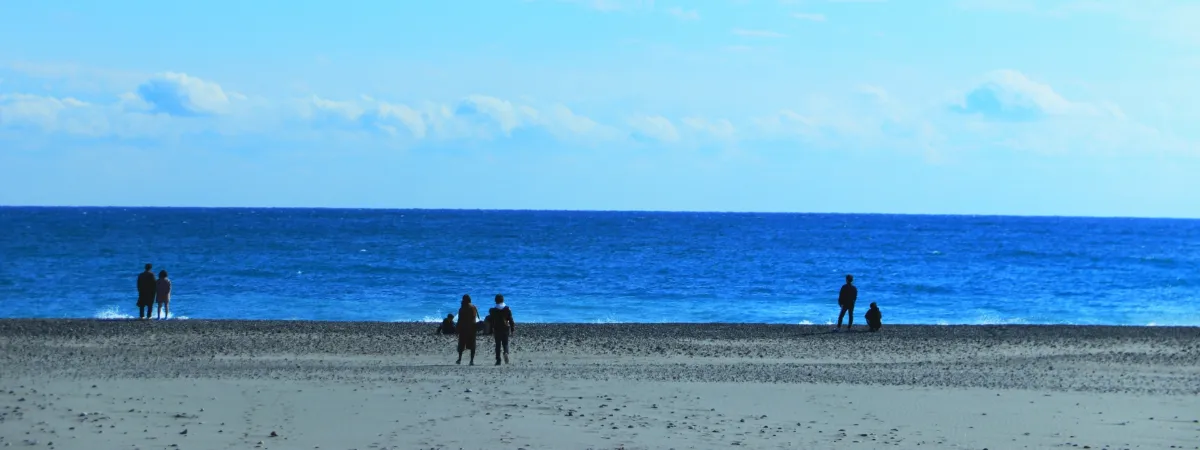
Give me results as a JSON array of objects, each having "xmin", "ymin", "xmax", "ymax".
[{"xmin": 1, "ymin": 207, "xmax": 1198, "ymax": 325}]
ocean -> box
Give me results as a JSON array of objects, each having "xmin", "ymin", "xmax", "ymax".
[{"xmin": 1, "ymin": 207, "xmax": 1197, "ymax": 326}]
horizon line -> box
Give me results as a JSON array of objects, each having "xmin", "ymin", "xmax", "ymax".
[{"xmin": 1, "ymin": 204, "xmax": 1198, "ymax": 221}]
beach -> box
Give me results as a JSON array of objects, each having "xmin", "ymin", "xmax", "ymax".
[{"xmin": 1, "ymin": 321, "xmax": 1197, "ymax": 449}]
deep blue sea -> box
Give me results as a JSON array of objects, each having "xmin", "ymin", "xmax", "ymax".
[{"xmin": 1, "ymin": 207, "xmax": 1198, "ymax": 326}]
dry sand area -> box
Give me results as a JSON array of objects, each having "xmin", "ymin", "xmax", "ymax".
[{"xmin": 1, "ymin": 320, "xmax": 1198, "ymax": 449}]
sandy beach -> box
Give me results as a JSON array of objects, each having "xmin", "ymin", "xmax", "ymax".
[{"xmin": 1, "ymin": 321, "xmax": 1197, "ymax": 449}]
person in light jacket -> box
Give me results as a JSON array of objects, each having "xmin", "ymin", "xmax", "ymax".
[{"xmin": 155, "ymin": 270, "xmax": 172, "ymax": 320}]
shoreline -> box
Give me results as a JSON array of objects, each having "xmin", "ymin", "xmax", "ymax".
[
  {"xmin": 3, "ymin": 319, "xmax": 1198, "ymax": 449},
  {"xmin": 3, "ymin": 317, "xmax": 1199, "ymax": 328}
]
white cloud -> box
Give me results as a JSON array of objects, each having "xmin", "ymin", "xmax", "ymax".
[
  {"xmin": 751, "ymin": 110, "xmax": 821, "ymax": 139},
  {"xmin": 792, "ymin": 13, "xmax": 827, "ymax": 21},
  {"xmin": 556, "ymin": 0, "xmax": 656, "ymax": 12},
  {"xmin": 667, "ymin": 7, "xmax": 700, "ymax": 20},
  {"xmin": 136, "ymin": 72, "xmax": 233, "ymax": 116},
  {"xmin": 953, "ymin": 69, "xmax": 1122, "ymax": 120},
  {"xmin": 732, "ymin": 28, "xmax": 787, "ymax": 38},
  {"xmin": 454, "ymin": 95, "xmax": 530, "ymax": 134},
  {"xmin": 681, "ymin": 117, "xmax": 736, "ymax": 140},
  {"xmin": 307, "ymin": 95, "xmax": 365, "ymax": 120},
  {"xmin": 0, "ymin": 94, "xmax": 105, "ymax": 135},
  {"xmin": 628, "ymin": 115, "xmax": 680, "ymax": 142},
  {"xmin": 295, "ymin": 94, "xmax": 623, "ymax": 143},
  {"xmin": 3, "ymin": 64, "xmax": 1190, "ymax": 157},
  {"xmin": 537, "ymin": 105, "xmax": 623, "ymax": 143},
  {"xmin": 374, "ymin": 101, "xmax": 427, "ymax": 139}
]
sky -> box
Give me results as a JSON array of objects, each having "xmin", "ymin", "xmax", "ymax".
[{"xmin": 1, "ymin": 0, "xmax": 1199, "ymax": 217}]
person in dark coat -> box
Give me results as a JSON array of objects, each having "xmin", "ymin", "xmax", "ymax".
[
  {"xmin": 436, "ymin": 314, "xmax": 456, "ymax": 335},
  {"xmin": 836, "ymin": 274, "xmax": 857, "ymax": 330},
  {"xmin": 489, "ymin": 294, "xmax": 515, "ymax": 365},
  {"xmin": 136, "ymin": 264, "xmax": 156, "ymax": 320},
  {"xmin": 456, "ymin": 295, "xmax": 479, "ymax": 365},
  {"xmin": 865, "ymin": 302, "xmax": 882, "ymax": 332}
]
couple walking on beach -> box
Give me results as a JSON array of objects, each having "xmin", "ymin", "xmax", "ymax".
[
  {"xmin": 454, "ymin": 294, "xmax": 515, "ymax": 366},
  {"xmin": 136, "ymin": 264, "xmax": 172, "ymax": 320}
]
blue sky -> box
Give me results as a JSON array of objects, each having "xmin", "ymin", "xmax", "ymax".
[{"xmin": 1, "ymin": 0, "xmax": 1198, "ymax": 217}]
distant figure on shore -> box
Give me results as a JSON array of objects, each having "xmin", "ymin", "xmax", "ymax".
[
  {"xmin": 836, "ymin": 274, "xmax": 857, "ymax": 330},
  {"xmin": 155, "ymin": 270, "xmax": 172, "ymax": 320},
  {"xmin": 865, "ymin": 302, "xmax": 882, "ymax": 332},
  {"xmin": 456, "ymin": 295, "xmax": 479, "ymax": 365},
  {"xmin": 436, "ymin": 314, "xmax": 456, "ymax": 335},
  {"xmin": 137, "ymin": 264, "xmax": 156, "ymax": 320},
  {"xmin": 489, "ymin": 294, "xmax": 515, "ymax": 365},
  {"xmin": 480, "ymin": 312, "xmax": 493, "ymax": 335}
]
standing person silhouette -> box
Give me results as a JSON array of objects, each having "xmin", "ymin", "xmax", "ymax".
[
  {"xmin": 456, "ymin": 295, "xmax": 479, "ymax": 365},
  {"xmin": 136, "ymin": 264, "xmax": 156, "ymax": 320},
  {"xmin": 836, "ymin": 274, "xmax": 857, "ymax": 331},
  {"xmin": 489, "ymin": 294, "xmax": 515, "ymax": 365},
  {"xmin": 155, "ymin": 270, "xmax": 172, "ymax": 319}
]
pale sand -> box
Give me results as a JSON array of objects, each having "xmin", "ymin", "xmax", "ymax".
[{"xmin": 1, "ymin": 321, "xmax": 1198, "ymax": 449}]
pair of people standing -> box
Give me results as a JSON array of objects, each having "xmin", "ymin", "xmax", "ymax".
[
  {"xmin": 136, "ymin": 264, "xmax": 172, "ymax": 320},
  {"xmin": 455, "ymin": 294, "xmax": 515, "ymax": 366},
  {"xmin": 836, "ymin": 274, "xmax": 882, "ymax": 332}
]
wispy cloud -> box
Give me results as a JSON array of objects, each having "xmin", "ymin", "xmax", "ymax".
[
  {"xmin": 628, "ymin": 115, "xmax": 681, "ymax": 142},
  {"xmin": 792, "ymin": 12, "xmax": 827, "ymax": 22},
  {"xmin": 553, "ymin": 0, "xmax": 655, "ymax": 12},
  {"xmin": 950, "ymin": 69, "xmax": 1123, "ymax": 121},
  {"xmin": 732, "ymin": 28, "xmax": 787, "ymax": 38},
  {"xmin": 667, "ymin": 7, "xmax": 700, "ymax": 20}
]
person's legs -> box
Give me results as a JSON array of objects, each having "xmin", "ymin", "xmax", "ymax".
[
  {"xmin": 456, "ymin": 341, "xmax": 465, "ymax": 364},
  {"xmin": 837, "ymin": 306, "xmax": 848, "ymax": 328},
  {"xmin": 164, "ymin": 302, "xmax": 169, "ymax": 319},
  {"xmin": 468, "ymin": 347, "xmax": 475, "ymax": 365},
  {"xmin": 138, "ymin": 304, "xmax": 146, "ymax": 319},
  {"xmin": 494, "ymin": 336, "xmax": 502, "ymax": 365},
  {"xmin": 501, "ymin": 336, "xmax": 510, "ymax": 364},
  {"xmin": 847, "ymin": 305, "xmax": 855, "ymax": 328}
]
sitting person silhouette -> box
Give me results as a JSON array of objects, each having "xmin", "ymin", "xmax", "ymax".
[
  {"xmin": 436, "ymin": 314, "xmax": 457, "ymax": 335},
  {"xmin": 865, "ymin": 302, "xmax": 882, "ymax": 332}
]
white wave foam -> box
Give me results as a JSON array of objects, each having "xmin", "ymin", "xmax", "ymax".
[
  {"xmin": 94, "ymin": 306, "xmax": 135, "ymax": 320},
  {"xmin": 92, "ymin": 306, "xmax": 187, "ymax": 320},
  {"xmin": 973, "ymin": 314, "xmax": 1028, "ymax": 325},
  {"xmin": 591, "ymin": 315, "xmax": 620, "ymax": 324},
  {"xmin": 797, "ymin": 320, "xmax": 814, "ymax": 325}
]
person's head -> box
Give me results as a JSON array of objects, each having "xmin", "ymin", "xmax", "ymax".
[
  {"xmin": 495, "ymin": 294, "xmax": 505, "ymax": 304},
  {"xmin": 461, "ymin": 294, "xmax": 472, "ymax": 306},
  {"xmin": 846, "ymin": 274, "xmax": 854, "ymax": 284},
  {"xmin": 870, "ymin": 302, "xmax": 878, "ymax": 309},
  {"xmin": 145, "ymin": 263, "xmax": 152, "ymax": 271},
  {"xmin": 446, "ymin": 313, "xmax": 454, "ymax": 319},
  {"xmin": 158, "ymin": 270, "xmax": 168, "ymax": 279}
]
